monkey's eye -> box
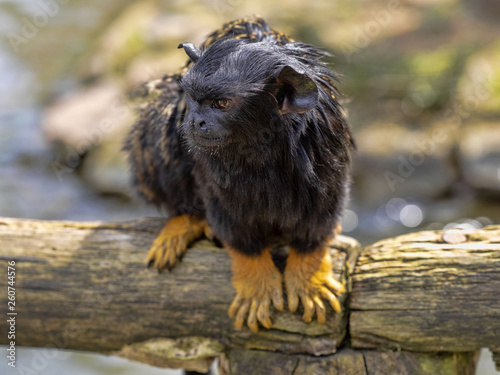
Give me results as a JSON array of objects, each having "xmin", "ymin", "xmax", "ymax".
[{"xmin": 212, "ymin": 98, "xmax": 232, "ymax": 111}]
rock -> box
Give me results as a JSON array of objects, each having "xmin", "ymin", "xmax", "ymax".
[
  {"xmin": 41, "ymin": 79, "xmax": 136, "ymax": 196},
  {"xmin": 458, "ymin": 122, "xmax": 500, "ymax": 193},
  {"xmin": 353, "ymin": 122, "xmax": 457, "ymax": 206},
  {"xmin": 42, "ymin": 79, "xmax": 134, "ymax": 152},
  {"xmin": 80, "ymin": 129, "xmax": 131, "ymax": 196}
]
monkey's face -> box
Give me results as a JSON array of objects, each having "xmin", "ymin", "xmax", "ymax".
[
  {"xmin": 183, "ymin": 95, "xmax": 244, "ymax": 149},
  {"xmin": 182, "ymin": 89, "xmax": 280, "ymax": 152},
  {"xmin": 179, "ymin": 39, "xmax": 319, "ymax": 154}
]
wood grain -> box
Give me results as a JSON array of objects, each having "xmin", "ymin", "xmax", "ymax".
[
  {"xmin": 1, "ymin": 217, "xmax": 498, "ymax": 372},
  {"xmin": 0, "ymin": 217, "xmax": 357, "ymax": 371},
  {"xmin": 225, "ymin": 348, "xmax": 478, "ymax": 375},
  {"xmin": 350, "ymin": 226, "xmax": 500, "ymax": 353}
]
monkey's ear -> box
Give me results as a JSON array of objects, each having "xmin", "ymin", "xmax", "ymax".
[
  {"xmin": 276, "ymin": 66, "xmax": 318, "ymax": 114},
  {"xmin": 178, "ymin": 43, "xmax": 201, "ymax": 63}
]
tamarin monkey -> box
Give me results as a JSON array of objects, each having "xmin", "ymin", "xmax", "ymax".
[{"xmin": 125, "ymin": 17, "xmax": 354, "ymax": 333}]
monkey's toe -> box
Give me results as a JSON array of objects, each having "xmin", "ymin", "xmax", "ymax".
[
  {"xmin": 228, "ymin": 277, "xmax": 283, "ymax": 332},
  {"xmin": 284, "ymin": 247, "xmax": 345, "ymax": 323},
  {"xmin": 285, "ymin": 272, "xmax": 344, "ymax": 323},
  {"xmin": 227, "ymin": 249, "xmax": 284, "ymax": 332}
]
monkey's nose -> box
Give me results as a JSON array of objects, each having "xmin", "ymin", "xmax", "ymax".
[{"xmin": 198, "ymin": 121, "xmax": 207, "ymax": 130}]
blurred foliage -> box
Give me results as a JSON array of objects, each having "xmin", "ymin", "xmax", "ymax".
[{"xmin": 2, "ymin": 0, "xmax": 499, "ymax": 129}]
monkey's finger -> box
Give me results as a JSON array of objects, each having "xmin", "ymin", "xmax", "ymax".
[
  {"xmin": 228, "ymin": 295, "xmax": 244, "ymax": 318},
  {"xmin": 169, "ymin": 237, "xmax": 179, "ymax": 256},
  {"xmin": 313, "ymin": 295, "xmax": 326, "ymax": 324},
  {"xmin": 257, "ymin": 298, "xmax": 272, "ymax": 329},
  {"xmin": 247, "ymin": 299, "xmax": 259, "ymax": 333},
  {"xmin": 204, "ymin": 225, "xmax": 215, "ymax": 241},
  {"xmin": 155, "ymin": 249, "xmax": 168, "ymax": 270},
  {"xmin": 174, "ymin": 236, "xmax": 184, "ymax": 257},
  {"xmin": 300, "ymin": 294, "xmax": 315, "ymax": 323},
  {"xmin": 234, "ymin": 300, "xmax": 251, "ymax": 331},
  {"xmin": 163, "ymin": 246, "xmax": 177, "ymax": 271},
  {"xmin": 271, "ymin": 287, "xmax": 284, "ymax": 311},
  {"xmin": 146, "ymin": 253, "xmax": 156, "ymax": 268},
  {"xmin": 325, "ymin": 276, "xmax": 346, "ymax": 295},
  {"xmin": 320, "ymin": 287, "xmax": 342, "ymax": 313},
  {"xmin": 145, "ymin": 249, "xmax": 155, "ymax": 266},
  {"xmin": 154, "ymin": 242, "xmax": 169, "ymax": 270},
  {"xmin": 147, "ymin": 242, "xmax": 164, "ymax": 269}
]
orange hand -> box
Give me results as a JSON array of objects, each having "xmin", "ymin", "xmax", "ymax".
[{"xmin": 146, "ymin": 215, "xmax": 209, "ymax": 271}]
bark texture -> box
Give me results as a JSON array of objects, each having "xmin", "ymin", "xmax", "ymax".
[{"xmin": 1, "ymin": 217, "xmax": 498, "ymax": 373}]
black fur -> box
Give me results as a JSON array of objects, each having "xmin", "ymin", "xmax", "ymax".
[{"xmin": 125, "ymin": 17, "xmax": 354, "ymax": 256}]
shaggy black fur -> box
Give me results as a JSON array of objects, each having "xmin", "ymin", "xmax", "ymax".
[{"xmin": 125, "ymin": 17, "xmax": 354, "ymax": 256}]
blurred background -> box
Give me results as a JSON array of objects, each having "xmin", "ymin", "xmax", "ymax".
[{"xmin": 1, "ymin": 0, "xmax": 499, "ymax": 373}]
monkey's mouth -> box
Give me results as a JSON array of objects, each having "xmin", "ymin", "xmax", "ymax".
[{"xmin": 193, "ymin": 134, "xmax": 228, "ymax": 147}]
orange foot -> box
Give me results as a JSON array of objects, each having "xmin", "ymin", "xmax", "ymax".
[
  {"xmin": 146, "ymin": 215, "xmax": 210, "ymax": 271},
  {"xmin": 284, "ymin": 247, "xmax": 346, "ymax": 324},
  {"xmin": 227, "ymin": 249, "xmax": 284, "ymax": 333}
]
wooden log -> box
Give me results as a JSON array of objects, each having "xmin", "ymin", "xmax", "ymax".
[
  {"xmin": 350, "ymin": 226, "xmax": 500, "ymax": 353},
  {"xmin": 1, "ymin": 216, "xmax": 498, "ymax": 372},
  {"xmin": 0, "ymin": 217, "xmax": 358, "ymax": 371},
  {"xmin": 224, "ymin": 348, "xmax": 478, "ymax": 375}
]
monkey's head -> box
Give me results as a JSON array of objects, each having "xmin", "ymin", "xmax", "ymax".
[{"xmin": 178, "ymin": 38, "xmax": 321, "ymax": 159}]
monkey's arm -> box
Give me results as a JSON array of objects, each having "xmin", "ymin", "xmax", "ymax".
[
  {"xmin": 146, "ymin": 215, "xmax": 212, "ymax": 271},
  {"xmin": 125, "ymin": 75, "xmax": 209, "ymax": 271}
]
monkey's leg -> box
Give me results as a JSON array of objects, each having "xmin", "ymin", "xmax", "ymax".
[
  {"xmin": 284, "ymin": 247, "xmax": 346, "ymax": 324},
  {"xmin": 227, "ymin": 248, "xmax": 284, "ymax": 333},
  {"xmin": 146, "ymin": 215, "xmax": 212, "ymax": 271}
]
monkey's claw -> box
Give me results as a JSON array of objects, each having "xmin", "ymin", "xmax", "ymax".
[
  {"xmin": 145, "ymin": 215, "xmax": 208, "ymax": 272},
  {"xmin": 284, "ymin": 248, "xmax": 345, "ymax": 323},
  {"xmin": 146, "ymin": 232, "xmax": 188, "ymax": 271},
  {"xmin": 227, "ymin": 250, "xmax": 284, "ymax": 332},
  {"xmin": 228, "ymin": 275, "xmax": 284, "ymax": 333}
]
